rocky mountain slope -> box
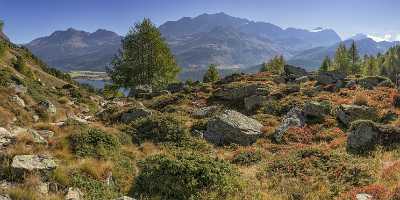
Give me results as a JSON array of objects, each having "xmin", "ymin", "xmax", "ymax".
[{"xmin": 3, "ymin": 28, "xmax": 400, "ymax": 199}]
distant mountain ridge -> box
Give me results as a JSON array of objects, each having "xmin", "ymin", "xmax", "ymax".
[
  {"xmin": 25, "ymin": 12, "xmax": 344, "ymax": 73},
  {"xmin": 25, "ymin": 28, "xmax": 122, "ymax": 71}
]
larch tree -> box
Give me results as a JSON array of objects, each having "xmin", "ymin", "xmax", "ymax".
[
  {"xmin": 260, "ymin": 55, "xmax": 285, "ymax": 74},
  {"xmin": 107, "ymin": 18, "xmax": 180, "ymax": 90},
  {"xmin": 203, "ymin": 64, "xmax": 220, "ymax": 83}
]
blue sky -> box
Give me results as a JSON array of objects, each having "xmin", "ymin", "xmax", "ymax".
[{"xmin": 1, "ymin": 0, "xmax": 399, "ymax": 43}]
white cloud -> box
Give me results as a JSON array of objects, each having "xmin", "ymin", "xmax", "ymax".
[{"xmin": 367, "ymin": 33, "xmax": 400, "ymax": 42}]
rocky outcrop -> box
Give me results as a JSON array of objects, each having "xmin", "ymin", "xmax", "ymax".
[
  {"xmin": 336, "ymin": 104, "xmax": 378, "ymax": 126},
  {"xmin": 204, "ymin": 110, "xmax": 263, "ymax": 146},
  {"xmin": 167, "ymin": 82, "xmax": 189, "ymax": 93},
  {"xmin": 358, "ymin": 76, "xmax": 392, "ymax": 89},
  {"xmin": 316, "ymin": 71, "xmax": 346, "ymax": 85},
  {"xmin": 283, "ymin": 65, "xmax": 308, "ymax": 81},
  {"xmin": 213, "ymin": 84, "xmax": 268, "ymax": 101},
  {"xmin": 303, "ymin": 101, "xmax": 331, "ymax": 121},
  {"xmin": 11, "ymin": 155, "xmax": 57, "ymax": 171},
  {"xmin": 347, "ymin": 120, "xmax": 400, "ymax": 152}
]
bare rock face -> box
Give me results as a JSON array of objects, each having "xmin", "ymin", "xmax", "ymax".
[
  {"xmin": 336, "ymin": 105, "xmax": 378, "ymax": 127},
  {"xmin": 11, "ymin": 155, "xmax": 57, "ymax": 171},
  {"xmin": 204, "ymin": 110, "xmax": 263, "ymax": 146},
  {"xmin": 347, "ymin": 120, "xmax": 400, "ymax": 153},
  {"xmin": 9, "ymin": 95, "xmax": 25, "ymax": 107},
  {"xmin": 303, "ymin": 101, "xmax": 331, "ymax": 121},
  {"xmin": 358, "ymin": 76, "xmax": 392, "ymax": 89}
]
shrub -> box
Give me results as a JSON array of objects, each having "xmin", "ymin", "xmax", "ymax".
[
  {"xmin": 71, "ymin": 174, "xmax": 118, "ymax": 200},
  {"xmin": 259, "ymin": 147, "xmax": 374, "ymax": 197},
  {"xmin": 0, "ymin": 40, "xmax": 6, "ymax": 58},
  {"xmin": 103, "ymin": 84, "xmax": 124, "ymax": 99},
  {"xmin": 12, "ymin": 56, "xmax": 35, "ymax": 79},
  {"xmin": 203, "ymin": 64, "xmax": 220, "ymax": 83},
  {"xmin": 70, "ymin": 128, "xmax": 120, "ymax": 158},
  {"xmin": 231, "ymin": 150, "xmax": 262, "ymax": 166},
  {"xmin": 132, "ymin": 153, "xmax": 239, "ymax": 199},
  {"xmin": 126, "ymin": 113, "xmax": 189, "ymax": 144},
  {"xmin": 0, "ymin": 68, "xmax": 14, "ymax": 87}
]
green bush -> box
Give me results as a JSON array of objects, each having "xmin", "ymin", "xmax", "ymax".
[
  {"xmin": 0, "ymin": 68, "xmax": 14, "ymax": 87},
  {"xmin": 132, "ymin": 153, "xmax": 239, "ymax": 199},
  {"xmin": 70, "ymin": 128, "xmax": 120, "ymax": 158},
  {"xmin": 231, "ymin": 150, "xmax": 262, "ymax": 166},
  {"xmin": 126, "ymin": 113, "xmax": 189, "ymax": 144},
  {"xmin": 12, "ymin": 56, "xmax": 35, "ymax": 79},
  {"xmin": 71, "ymin": 174, "xmax": 119, "ymax": 200}
]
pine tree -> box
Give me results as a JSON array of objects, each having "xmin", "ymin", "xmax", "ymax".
[
  {"xmin": 320, "ymin": 56, "xmax": 331, "ymax": 72},
  {"xmin": 0, "ymin": 20, "xmax": 3, "ymax": 32},
  {"xmin": 348, "ymin": 41, "xmax": 360, "ymax": 74},
  {"xmin": 333, "ymin": 43, "xmax": 350, "ymax": 74},
  {"xmin": 203, "ymin": 64, "xmax": 220, "ymax": 83},
  {"xmin": 260, "ymin": 55, "xmax": 285, "ymax": 74},
  {"xmin": 107, "ymin": 18, "xmax": 180, "ymax": 89}
]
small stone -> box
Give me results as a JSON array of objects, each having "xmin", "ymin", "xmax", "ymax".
[
  {"xmin": 0, "ymin": 127, "xmax": 16, "ymax": 148},
  {"xmin": 356, "ymin": 193, "xmax": 373, "ymax": 200},
  {"xmin": 38, "ymin": 100, "xmax": 57, "ymax": 114},
  {"xmin": 114, "ymin": 196, "xmax": 136, "ymax": 200},
  {"xmin": 65, "ymin": 187, "xmax": 83, "ymax": 200},
  {"xmin": 273, "ymin": 107, "xmax": 305, "ymax": 143}
]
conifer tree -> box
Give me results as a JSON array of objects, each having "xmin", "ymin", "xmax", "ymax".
[
  {"xmin": 320, "ymin": 56, "xmax": 331, "ymax": 72},
  {"xmin": 107, "ymin": 18, "xmax": 180, "ymax": 89},
  {"xmin": 333, "ymin": 43, "xmax": 350, "ymax": 74},
  {"xmin": 348, "ymin": 41, "xmax": 361, "ymax": 74},
  {"xmin": 203, "ymin": 64, "xmax": 220, "ymax": 83}
]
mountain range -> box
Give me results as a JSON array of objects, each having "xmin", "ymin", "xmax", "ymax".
[{"xmin": 24, "ymin": 12, "xmax": 399, "ymax": 74}]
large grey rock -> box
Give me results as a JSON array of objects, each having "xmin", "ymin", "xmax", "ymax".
[
  {"xmin": 204, "ymin": 110, "xmax": 263, "ymax": 146},
  {"xmin": 316, "ymin": 71, "xmax": 346, "ymax": 85},
  {"xmin": 244, "ymin": 95, "xmax": 267, "ymax": 111},
  {"xmin": 273, "ymin": 107, "xmax": 305, "ymax": 143},
  {"xmin": 358, "ymin": 76, "xmax": 392, "ymax": 89},
  {"xmin": 121, "ymin": 106, "xmax": 152, "ymax": 123},
  {"xmin": 0, "ymin": 128, "xmax": 15, "ymax": 148},
  {"xmin": 38, "ymin": 100, "xmax": 56, "ymax": 114},
  {"xmin": 9, "ymin": 95, "xmax": 25, "ymax": 107},
  {"xmin": 303, "ymin": 101, "xmax": 331, "ymax": 120},
  {"xmin": 336, "ymin": 105, "xmax": 378, "ymax": 126},
  {"xmin": 11, "ymin": 155, "xmax": 57, "ymax": 171},
  {"xmin": 214, "ymin": 84, "xmax": 268, "ymax": 101},
  {"xmin": 347, "ymin": 120, "xmax": 400, "ymax": 152},
  {"xmin": 65, "ymin": 187, "xmax": 83, "ymax": 200},
  {"xmin": 283, "ymin": 65, "xmax": 308, "ymax": 81}
]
